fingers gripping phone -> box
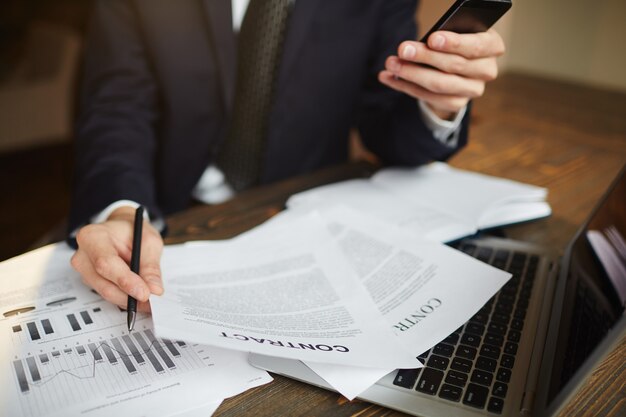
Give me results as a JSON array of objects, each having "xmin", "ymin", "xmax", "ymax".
[{"xmin": 420, "ymin": 0, "xmax": 512, "ymax": 42}]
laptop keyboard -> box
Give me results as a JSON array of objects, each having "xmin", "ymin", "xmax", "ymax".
[{"xmin": 392, "ymin": 243, "xmax": 539, "ymax": 414}]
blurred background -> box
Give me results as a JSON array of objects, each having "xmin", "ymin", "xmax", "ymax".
[{"xmin": 0, "ymin": 0, "xmax": 625, "ymax": 262}]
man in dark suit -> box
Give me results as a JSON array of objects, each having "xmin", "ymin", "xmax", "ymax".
[{"xmin": 69, "ymin": 0, "xmax": 505, "ymax": 311}]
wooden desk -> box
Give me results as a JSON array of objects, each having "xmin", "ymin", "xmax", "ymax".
[{"xmin": 165, "ymin": 73, "xmax": 626, "ymax": 417}]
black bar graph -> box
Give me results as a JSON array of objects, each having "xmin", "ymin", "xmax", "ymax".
[
  {"xmin": 145, "ymin": 330, "xmax": 176, "ymax": 369},
  {"xmin": 177, "ymin": 341, "xmax": 186, "ymax": 347},
  {"xmin": 76, "ymin": 345, "xmax": 86, "ymax": 355},
  {"xmin": 41, "ymin": 319, "xmax": 54, "ymax": 334},
  {"xmin": 63, "ymin": 348, "xmax": 72, "ymax": 354},
  {"xmin": 122, "ymin": 335, "xmax": 145, "ymax": 364},
  {"xmin": 67, "ymin": 314, "xmax": 81, "ymax": 331},
  {"xmin": 27, "ymin": 322, "xmax": 40, "ymax": 340},
  {"xmin": 39, "ymin": 354, "xmax": 49, "ymax": 364},
  {"xmin": 12, "ymin": 325, "xmax": 22, "ymax": 333},
  {"xmin": 102, "ymin": 343, "xmax": 117, "ymax": 364},
  {"xmin": 52, "ymin": 351, "xmax": 60, "ymax": 358},
  {"xmin": 13, "ymin": 360, "xmax": 29, "ymax": 393},
  {"xmin": 80, "ymin": 311, "xmax": 93, "ymax": 325},
  {"xmin": 26, "ymin": 357, "xmax": 41, "ymax": 382},
  {"xmin": 112, "ymin": 338, "xmax": 137, "ymax": 373},
  {"xmin": 93, "ymin": 307, "xmax": 101, "ymax": 312},
  {"xmin": 88, "ymin": 343, "xmax": 103, "ymax": 361},
  {"xmin": 163, "ymin": 339, "xmax": 181, "ymax": 357},
  {"xmin": 133, "ymin": 332, "xmax": 164, "ymax": 372}
]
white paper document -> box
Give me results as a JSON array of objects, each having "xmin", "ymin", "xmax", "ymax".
[
  {"xmin": 151, "ymin": 216, "xmax": 423, "ymax": 370},
  {"xmin": 243, "ymin": 206, "xmax": 511, "ymax": 399},
  {"xmin": 0, "ymin": 244, "xmax": 271, "ymax": 417},
  {"xmin": 288, "ymin": 162, "xmax": 551, "ymax": 243}
]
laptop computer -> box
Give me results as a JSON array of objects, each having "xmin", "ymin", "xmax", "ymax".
[{"xmin": 250, "ymin": 166, "xmax": 626, "ymax": 417}]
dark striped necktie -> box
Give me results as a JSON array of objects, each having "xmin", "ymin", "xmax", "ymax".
[{"xmin": 218, "ymin": 0, "xmax": 292, "ymax": 191}]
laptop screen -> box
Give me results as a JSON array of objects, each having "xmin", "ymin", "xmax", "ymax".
[{"xmin": 543, "ymin": 168, "xmax": 626, "ymax": 409}]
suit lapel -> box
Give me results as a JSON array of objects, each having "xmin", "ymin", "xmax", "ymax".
[
  {"xmin": 275, "ymin": 0, "xmax": 321, "ymax": 93},
  {"xmin": 201, "ymin": 0, "xmax": 236, "ymax": 112}
]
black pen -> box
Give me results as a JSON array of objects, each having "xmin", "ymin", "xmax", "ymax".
[{"xmin": 127, "ymin": 206, "xmax": 144, "ymax": 332}]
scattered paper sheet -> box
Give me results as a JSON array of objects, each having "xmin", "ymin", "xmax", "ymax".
[
  {"xmin": 288, "ymin": 162, "xmax": 551, "ymax": 243},
  {"xmin": 0, "ymin": 244, "xmax": 271, "ymax": 417},
  {"xmin": 287, "ymin": 179, "xmax": 473, "ymax": 243},
  {"xmin": 371, "ymin": 162, "xmax": 549, "ymax": 228},
  {"xmin": 237, "ymin": 205, "xmax": 511, "ymax": 398},
  {"xmin": 152, "ymin": 215, "xmax": 422, "ymax": 369}
]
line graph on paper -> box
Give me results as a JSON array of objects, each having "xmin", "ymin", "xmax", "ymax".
[{"xmin": 4, "ymin": 301, "xmax": 213, "ymax": 417}]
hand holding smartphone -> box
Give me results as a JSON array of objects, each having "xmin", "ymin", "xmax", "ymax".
[{"xmin": 421, "ymin": 0, "xmax": 512, "ymax": 42}]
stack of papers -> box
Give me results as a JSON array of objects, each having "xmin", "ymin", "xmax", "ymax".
[
  {"xmin": 151, "ymin": 205, "xmax": 512, "ymax": 400},
  {"xmin": 288, "ymin": 162, "xmax": 551, "ymax": 243}
]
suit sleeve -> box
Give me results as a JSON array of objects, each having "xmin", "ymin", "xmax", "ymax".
[
  {"xmin": 355, "ymin": 0, "xmax": 470, "ymax": 166},
  {"xmin": 68, "ymin": 0, "xmax": 162, "ymax": 234}
]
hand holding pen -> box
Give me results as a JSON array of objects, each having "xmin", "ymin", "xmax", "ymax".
[{"xmin": 70, "ymin": 205, "xmax": 164, "ymax": 318}]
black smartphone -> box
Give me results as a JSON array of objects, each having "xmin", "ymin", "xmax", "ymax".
[{"xmin": 420, "ymin": 0, "xmax": 512, "ymax": 42}]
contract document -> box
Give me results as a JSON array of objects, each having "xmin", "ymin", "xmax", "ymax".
[
  {"xmin": 152, "ymin": 216, "xmax": 422, "ymax": 369},
  {"xmin": 0, "ymin": 244, "xmax": 271, "ymax": 417},
  {"xmin": 244, "ymin": 206, "xmax": 511, "ymax": 399}
]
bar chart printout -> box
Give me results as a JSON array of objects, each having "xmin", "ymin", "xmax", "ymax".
[{"xmin": 0, "ymin": 243, "xmax": 272, "ymax": 417}]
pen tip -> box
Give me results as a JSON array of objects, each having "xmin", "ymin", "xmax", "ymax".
[{"xmin": 127, "ymin": 311, "xmax": 136, "ymax": 332}]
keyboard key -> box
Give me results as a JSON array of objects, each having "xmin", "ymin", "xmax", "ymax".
[
  {"xmin": 463, "ymin": 383, "xmax": 489, "ymax": 409},
  {"xmin": 514, "ymin": 307, "xmax": 527, "ymax": 319},
  {"xmin": 443, "ymin": 333, "xmax": 459, "ymax": 345},
  {"xmin": 471, "ymin": 369, "xmax": 494, "ymax": 386},
  {"xmin": 511, "ymin": 319, "xmax": 524, "ymax": 331},
  {"xmin": 451, "ymin": 357, "xmax": 472, "ymax": 373},
  {"xmin": 418, "ymin": 349, "xmax": 431, "ymax": 360},
  {"xmin": 427, "ymin": 355, "xmax": 450, "ymax": 371},
  {"xmin": 498, "ymin": 293, "xmax": 516, "ymax": 305},
  {"xmin": 495, "ymin": 304, "xmax": 513, "ymax": 315},
  {"xmin": 488, "ymin": 322, "xmax": 507, "ymax": 336},
  {"xmin": 445, "ymin": 370, "xmax": 468, "ymax": 387},
  {"xmin": 485, "ymin": 333, "xmax": 504, "ymax": 347},
  {"xmin": 456, "ymin": 345, "xmax": 477, "ymax": 360},
  {"xmin": 476, "ymin": 356, "xmax": 497, "ymax": 372},
  {"xmin": 461, "ymin": 333, "xmax": 481, "ymax": 347},
  {"xmin": 488, "ymin": 396, "xmax": 505, "ymax": 414},
  {"xmin": 393, "ymin": 368, "xmax": 421, "ymax": 389},
  {"xmin": 480, "ymin": 344, "xmax": 501, "ymax": 360},
  {"xmin": 460, "ymin": 243, "xmax": 477, "ymax": 255},
  {"xmin": 466, "ymin": 322, "xmax": 486, "ymax": 336},
  {"xmin": 476, "ymin": 247, "xmax": 493, "ymax": 263},
  {"xmin": 416, "ymin": 368, "xmax": 444, "ymax": 395},
  {"xmin": 496, "ymin": 367, "xmax": 511, "ymax": 383},
  {"xmin": 501, "ymin": 354, "xmax": 515, "ymax": 369},
  {"xmin": 492, "ymin": 382, "xmax": 508, "ymax": 398},
  {"xmin": 491, "ymin": 313, "xmax": 510, "ymax": 325},
  {"xmin": 511, "ymin": 253, "xmax": 527, "ymax": 268},
  {"xmin": 439, "ymin": 384, "xmax": 463, "ymax": 402},
  {"xmin": 433, "ymin": 343, "xmax": 454, "ymax": 357},
  {"xmin": 494, "ymin": 250, "xmax": 509, "ymax": 262},
  {"xmin": 504, "ymin": 342, "xmax": 518, "ymax": 355},
  {"xmin": 508, "ymin": 330, "xmax": 521, "ymax": 343},
  {"xmin": 471, "ymin": 310, "xmax": 489, "ymax": 325}
]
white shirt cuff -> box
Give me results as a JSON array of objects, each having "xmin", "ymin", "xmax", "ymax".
[
  {"xmin": 84, "ymin": 200, "xmax": 165, "ymax": 234},
  {"xmin": 418, "ymin": 100, "xmax": 467, "ymax": 148}
]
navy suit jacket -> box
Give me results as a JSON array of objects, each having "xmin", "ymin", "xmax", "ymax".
[{"xmin": 69, "ymin": 0, "xmax": 470, "ymax": 233}]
